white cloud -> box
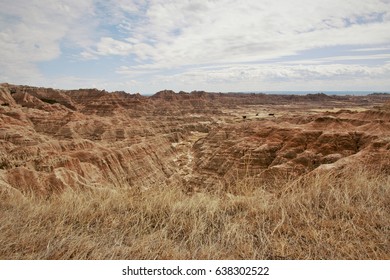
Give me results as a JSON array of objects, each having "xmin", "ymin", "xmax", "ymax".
[
  {"xmin": 94, "ymin": 37, "xmax": 134, "ymax": 56},
  {"xmin": 107, "ymin": 0, "xmax": 390, "ymax": 92},
  {"xmin": 1, "ymin": 0, "xmax": 390, "ymax": 92},
  {"xmin": 0, "ymin": 0, "xmax": 95, "ymax": 84},
  {"xmin": 135, "ymin": 62, "xmax": 390, "ymax": 92},
  {"xmin": 86, "ymin": 0, "xmax": 390, "ymax": 67}
]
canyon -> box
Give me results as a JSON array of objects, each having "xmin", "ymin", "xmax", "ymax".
[{"xmin": 1, "ymin": 83, "xmax": 390, "ymax": 195}]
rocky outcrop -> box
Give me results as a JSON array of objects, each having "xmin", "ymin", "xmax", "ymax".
[
  {"xmin": 189, "ymin": 110, "xmax": 390, "ymax": 187},
  {"xmin": 0, "ymin": 85, "xmax": 17, "ymax": 107},
  {"xmin": 0, "ymin": 84, "xmax": 389, "ymax": 194}
]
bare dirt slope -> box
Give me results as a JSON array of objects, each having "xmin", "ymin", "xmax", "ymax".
[{"xmin": 1, "ymin": 84, "xmax": 389, "ymax": 194}]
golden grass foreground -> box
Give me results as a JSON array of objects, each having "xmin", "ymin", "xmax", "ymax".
[{"xmin": 1, "ymin": 165, "xmax": 389, "ymax": 259}]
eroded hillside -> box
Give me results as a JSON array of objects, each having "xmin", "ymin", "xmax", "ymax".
[{"xmin": 1, "ymin": 83, "xmax": 389, "ymax": 195}]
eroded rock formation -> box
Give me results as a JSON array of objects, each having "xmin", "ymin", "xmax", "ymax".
[{"xmin": 1, "ymin": 83, "xmax": 389, "ymax": 194}]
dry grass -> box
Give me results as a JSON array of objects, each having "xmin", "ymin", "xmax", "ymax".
[{"xmin": 0, "ymin": 165, "xmax": 389, "ymax": 260}]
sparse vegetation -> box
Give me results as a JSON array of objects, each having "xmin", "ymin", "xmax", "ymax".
[{"xmin": 1, "ymin": 165, "xmax": 389, "ymax": 259}]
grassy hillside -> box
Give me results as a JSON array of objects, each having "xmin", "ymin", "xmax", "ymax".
[{"xmin": 1, "ymin": 165, "xmax": 389, "ymax": 259}]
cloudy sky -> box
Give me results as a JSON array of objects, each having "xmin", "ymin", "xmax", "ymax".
[{"xmin": 1, "ymin": 0, "xmax": 390, "ymax": 94}]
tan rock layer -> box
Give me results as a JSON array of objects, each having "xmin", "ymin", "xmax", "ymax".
[{"xmin": 1, "ymin": 84, "xmax": 389, "ymax": 194}]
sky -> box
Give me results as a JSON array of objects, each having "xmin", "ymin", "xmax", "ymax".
[{"xmin": 1, "ymin": 0, "xmax": 390, "ymax": 95}]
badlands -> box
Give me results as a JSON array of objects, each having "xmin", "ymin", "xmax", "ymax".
[
  {"xmin": 1, "ymin": 84, "xmax": 389, "ymax": 193},
  {"xmin": 1, "ymin": 83, "xmax": 389, "ymax": 259}
]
